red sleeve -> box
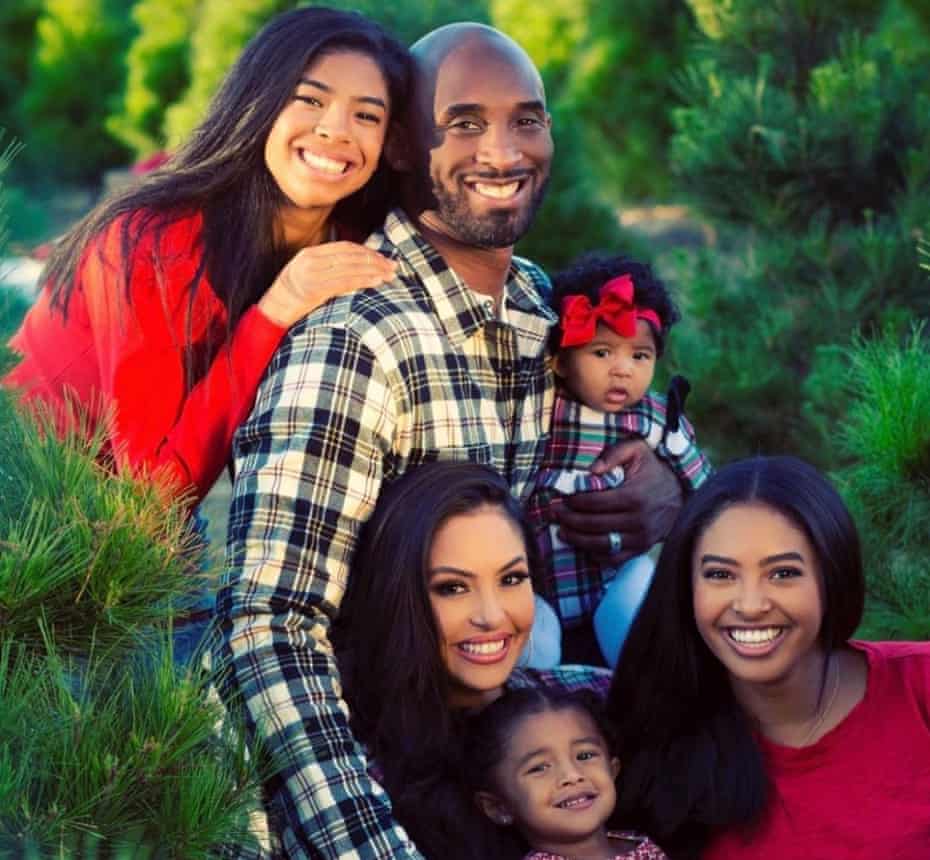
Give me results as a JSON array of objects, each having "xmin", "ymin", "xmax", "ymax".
[{"xmin": 83, "ymin": 214, "xmax": 287, "ymax": 503}]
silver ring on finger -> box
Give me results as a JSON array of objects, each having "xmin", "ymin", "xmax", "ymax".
[{"xmin": 608, "ymin": 531, "xmax": 623, "ymax": 555}]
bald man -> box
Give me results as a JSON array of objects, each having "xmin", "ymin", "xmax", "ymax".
[{"xmin": 215, "ymin": 24, "xmax": 679, "ymax": 858}]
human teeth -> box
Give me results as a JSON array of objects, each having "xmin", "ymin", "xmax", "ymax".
[
  {"xmin": 302, "ymin": 152, "xmax": 347, "ymax": 174},
  {"xmin": 473, "ymin": 181, "xmax": 520, "ymax": 199},
  {"xmin": 459, "ymin": 639, "xmax": 506, "ymax": 655},
  {"xmin": 558, "ymin": 795, "xmax": 592, "ymax": 809},
  {"xmin": 729, "ymin": 627, "xmax": 781, "ymax": 644}
]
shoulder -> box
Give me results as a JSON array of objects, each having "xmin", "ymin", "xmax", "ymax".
[
  {"xmin": 854, "ymin": 639, "xmax": 930, "ymax": 684},
  {"xmin": 512, "ymin": 254, "xmax": 551, "ymax": 294},
  {"xmin": 96, "ymin": 209, "xmax": 203, "ymax": 257},
  {"xmin": 852, "ymin": 640, "xmax": 930, "ymax": 724},
  {"xmin": 79, "ymin": 209, "xmax": 207, "ymax": 308},
  {"xmin": 289, "ymin": 276, "xmax": 428, "ymax": 350}
]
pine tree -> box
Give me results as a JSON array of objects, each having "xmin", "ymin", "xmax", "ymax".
[
  {"xmin": 661, "ymin": 0, "xmax": 930, "ymax": 637},
  {"xmin": 0, "ymin": 133, "xmax": 30, "ymax": 374},
  {"xmin": 0, "ymin": 389, "xmax": 264, "ymax": 855},
  {"xmin": 0, "ymin": 143, "xmax": 261, "ymax": 856},
  {"xmin": 663, "ymin": 0, "xmax": 930, "ymax": 466},
  {"xmin": 106, "ymin": 0, "xmax": 201, "ymax": 158},
  {"xmin": 20, "ymin": 0, "xmax": 135, "ymax": 182},
  {"xmin": 162, "ymin": 0, "xmax": 292, "ymax": 147},
  {"xmin": 834, "ymin": 324, "xmax": 930, "ymax": 639}
]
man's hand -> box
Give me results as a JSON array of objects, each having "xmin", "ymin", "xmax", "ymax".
[{"xmin": 555, "ymin": 439, "xmax": 683, "ymax": 564}]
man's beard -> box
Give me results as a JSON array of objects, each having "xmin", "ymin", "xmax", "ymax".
[{"xmin": 430, "ymin": 173, "xmax": 549, "ymax": 248}]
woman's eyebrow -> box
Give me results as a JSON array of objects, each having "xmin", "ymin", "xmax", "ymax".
[
  {"xmin": 430, "ymin": 566, "xmax": 475, "ymax": 577},
  {"xmin": 500, "ymin": 555, "xmax": 528, "ymax": 570},
  {"xmin": 429, "ymin": 555, "xmax": 526, "ymax": 577},
  {"xmin": 700, "ymin": 553, "xmax": 737, "ymax": 565},
  {"xmin": 760, "ymin": 551, "xmax": 804, "ymax": 565},
  {"xmin": 699, "ymin": 551, "xmax": 805, "ymax": 566},
  {"xmin": 298, "ymin": 77, "xmax": 386, "ymax": 108}
]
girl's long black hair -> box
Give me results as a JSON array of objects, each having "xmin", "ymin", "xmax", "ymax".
[
  {"xmin": 606, "ymin": 455, "xmax": 864, "ymax": 858},
  {"xmin": 334, "ymin": 461, "xmax": 542, "ymax": 860},
  {"xmin": 43, "ymin": 7, "xmax": 411, "ymax": 360}
]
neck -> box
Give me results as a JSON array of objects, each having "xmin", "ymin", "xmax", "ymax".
[
  {"xmin": 731, "ymin": 647, "xmax": 833, "ymax": 745},
  {"xmin": 275, "ymin": 204, "xmax": 334, "ymax": 251},
  {"xmin": 531, "ymin": 826, "xmax": 614, "ymax": 860},
  {"xmin": 417, "ymin": 210, "xmax": 514, "ymax": 299}
]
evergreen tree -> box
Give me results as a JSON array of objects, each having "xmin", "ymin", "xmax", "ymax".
[
  {"xmin": 0, "ymin": 139, "xmax": 261, "ymax": 856},
  {"xmin": 834, "ymin": 324, "xmax": 930, "ymax": 639},
  {"xmin": 106, "ymin": 0, "xmax": 201, "ymax": 158},
  {"xmin": 326, "ymin": 0, "xmax": 490, "ymax": 44},
  {"xmin": 20, "ymin": 0, "xmax": 135, "ymax": 182},
  {"xmin": 0, "ymin": 389, "xmax": 264, "ymax": 855},
  {"xmin": 162, "ymin": 0, "xmax": 292, "ymax": 146},
  {"xmin": 0, "ymin": 0, "xmax": 43, "ymax": 150},
  {"xmin": 0, "ymin": 133, "xmax": 29, "ymax": 374},
  {"xmin": 662, "ymin": 0, "xmax": 930, "ymax": 466}
]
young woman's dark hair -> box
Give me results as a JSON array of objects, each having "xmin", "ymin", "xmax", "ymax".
[
  {"xmin": 606, "ymin": 455, "xmax": 864, "ymax": 858},
  {"xmin": 44, "ymin": 6, "xmax": 411, "ymax": 339},
  {"xmin": 549, "ymin": 253, "xmax": 680, "ymax": 355},
  {"xmin": 334, "ymin": 461, "xmax": 542, "ymax": 860}
]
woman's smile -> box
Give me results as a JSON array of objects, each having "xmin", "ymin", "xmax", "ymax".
[{"xmin": 428, "ymin": 504, "xmax": 535, "ymax": 709}]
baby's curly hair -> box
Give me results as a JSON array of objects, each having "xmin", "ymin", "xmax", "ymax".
[{"xmin": 549, "ymin": 253, "xmax": 680, "ymax": 356}]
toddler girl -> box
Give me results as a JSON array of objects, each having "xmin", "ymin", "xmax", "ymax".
[
  {"xmin": 527, "ymin": 254, "xmax": 711, "ymax": 667},
  {"xmin": 467, "ymin": 687, "xmax": 667, "ymax": 859}
]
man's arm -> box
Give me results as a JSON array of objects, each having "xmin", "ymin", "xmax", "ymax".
[
  {"xmin": 554, "ymin": 440, "xmax": 683, "ymax": 564},
  {"xmin": 212, "ymin": 317, "xmax": 424, "ymax": 859}
]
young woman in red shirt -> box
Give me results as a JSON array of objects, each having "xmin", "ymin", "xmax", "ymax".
[
  {"xmin": 5, "ymin": 7, "xmax": 410, "ymax": 505},
  {"xmin": 608, "ymin": 455, "xmax": 930, "ymax": 859}
]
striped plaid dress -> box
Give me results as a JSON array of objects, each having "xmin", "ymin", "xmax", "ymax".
[
  {"xmin": 527, "ymin": 390, "xmax": 711, "ymax": 629},
  {"xmin": 212, "ymin": 208, "xmax": 556, "ymax": 859}
]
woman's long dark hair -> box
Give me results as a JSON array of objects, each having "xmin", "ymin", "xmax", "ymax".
[
  {"xmin": 334, "ymin": 461, "xmax": 542, "ymax": 860},
  {"xmin": 44, "ymin": 7, "xmax": 411, "ymax": 343},
  {"xmin": 607, "ymin": 455, "xmax": 865, "ymax": 858}
]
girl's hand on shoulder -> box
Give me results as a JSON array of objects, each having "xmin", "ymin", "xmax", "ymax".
[{"xmin": 258, "ymin": 241, "xmax": 397, "ymax": 328}]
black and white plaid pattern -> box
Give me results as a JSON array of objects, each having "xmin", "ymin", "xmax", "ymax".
[{"xmin": 213, "ymin": 209, "xmax": 556, "ymax": 859}]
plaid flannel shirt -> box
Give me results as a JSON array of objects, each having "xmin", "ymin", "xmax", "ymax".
[
  {"xmin": 507, "ymin": 663, "xmax": 611, "ymax": 698},
  {"xmin": 213, "ymin": 209, "xmax": 556, "ymax": 859},
  {"xmin": 527, "ymin": 390, "xmax": 712, "ymax": 628}
]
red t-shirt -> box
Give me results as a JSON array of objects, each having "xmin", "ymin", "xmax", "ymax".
[
  {"xmin": 704, "ymin": 640, "xmax": 930, "ymax": 860},
  {"xmin": 5, "ymin": 211, "xmax": 287, "ymax": 504}
]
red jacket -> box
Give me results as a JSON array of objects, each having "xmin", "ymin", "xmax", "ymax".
[{"xmin": 5, "ymin": 211, "xmax": 287, "ymax": 504}]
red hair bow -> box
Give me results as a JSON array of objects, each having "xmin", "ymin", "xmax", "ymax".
[{"xmin": 559, "ymin": 275, "xmax": 661, "ymax": 348}]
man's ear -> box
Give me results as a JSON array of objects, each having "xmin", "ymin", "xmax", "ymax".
[
  {"xmin": 610, "ymin": 756, "xmax": 621, "ymax": 780},
  {"xmin": 475, "ymin": 790, "xmax": 514, "ymax": 826},
  {"xmin": 385, "ymin": 123, "xmax": 412, "ymax": 172}
]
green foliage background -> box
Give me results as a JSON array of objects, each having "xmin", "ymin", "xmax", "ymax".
[{"xmin": 0, "ymin": 2, "xmax": 929, "ymax": 846}]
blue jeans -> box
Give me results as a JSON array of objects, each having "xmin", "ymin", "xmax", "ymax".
[
  {"xmin": 518, "ymin": 593, "xmax": 563, "ymax": 669},
  {"xmin": 172, "ymin": 506, "xmax": 215, "ymax": 668}
]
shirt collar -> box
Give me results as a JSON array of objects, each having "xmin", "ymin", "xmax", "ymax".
[{"xmin": 368, "ymin": 208, "xmax": 554, "ymax": 348}]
